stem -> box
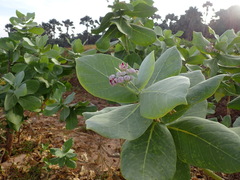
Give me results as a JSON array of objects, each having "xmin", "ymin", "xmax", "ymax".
[
  {"xmin": 226, "ymin": 96, "xmax": 231, "ymax": 115},
  {"xmin": 7, "ymin": 51, "xmax": 11, "ymax": 73},
  {"xmin": 2, "ymin": 128, "xmax": 14, "ymax": 162},
  {"xmin": 128, "ymin": 81, "xmax": 140, "ymax": 94},
  {"xmin": 202, "ymin": 168, "xmax": 223, "ymax": 180}
]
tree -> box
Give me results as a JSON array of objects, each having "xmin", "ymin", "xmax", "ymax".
[
  {"xmin": 80, "ymin": 16, "xmax": 96, "ymax": 32},
  {"xmin": 4, "ymin": 24, "xmax": 15, "ymax": 33},
  {"xmin": 174, "ymin": 7, "xmax": 207, "ymax": 40},
  {"xmin": 209, "ymin": 5, "xmax": 240, "ymax": 35},
  {"xmin": 62, "ymin": 19, "xmax": 75, "ymax": 35},
  {"xmin": 49, "ymin": 19, "xmax": 62, "ymax": 38},
  {"xmin": 202, "ymin": 1, "xmax": 215, "ymax": 24}
]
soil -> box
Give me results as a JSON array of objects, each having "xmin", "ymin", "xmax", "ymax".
[{"xmin": 0, "ymin": 75, "xmax": 240, "ymax": 180}]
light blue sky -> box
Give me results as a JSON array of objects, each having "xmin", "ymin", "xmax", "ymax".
[{"xmin": 0, "ymin": 0, "xmax": 239, "ymax": 37}]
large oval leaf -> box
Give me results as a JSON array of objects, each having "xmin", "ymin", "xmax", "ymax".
[
  {"xmin": 135, "ymin": 51, "xmax": 155, "ymax": 90},
  {"xmin": 112, "ymin": 18, "xmax": 156, "ymax": 46},
  {"xmin": 76, "ymin": 54, "xmax": 138, "ymax": 103},
  {"xmin": 18, "ymin": 95, "xmax": 42, "ymax": 111},
  {"xmin": 124, "ymin": 3, "xmax": 157, "ymax": 17},
  {"xmin": 85, "ymin": 104, "xmax": 152, "ymax": 140},
  {"xmin": 96, "ymin": 25, "xmax": 122, "ymax": 52},
  {"xmin": 140, "ymin": 76, "xmax": 190, "ymax": 119},
  {"xmin": 4, "ymin": 92, "xmax": 18, "ymax": 111},
  {"xmin": 187, "ymin": 74, "xmax": 226, "ymax": 105},
  {"xmin": 228, "ymin": 96, "xmax": 240, "ymax": 110},
  {"xmin": 121, "ymin": 123, "xmax": 176, "ymax": 180},
  {"xmin": 147, "ymin": 46, "xmax": 183, "ymax": 86},
  {"xmin": 168, "ymin": 117, "xmax": 240, "ymax": 173}
]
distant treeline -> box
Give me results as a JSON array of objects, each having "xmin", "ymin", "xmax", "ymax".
[{"xmin": 4, "ymin": 2, "xmax": 240, "ymax": 47}]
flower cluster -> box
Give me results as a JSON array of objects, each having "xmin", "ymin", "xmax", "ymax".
[
  {"xmin": 205, "ymin": 43, "xmax": 218, "ymax": 53},
  {"xmin": 109, "ymin": 63, "xmax": 137, "ymax": 86}
]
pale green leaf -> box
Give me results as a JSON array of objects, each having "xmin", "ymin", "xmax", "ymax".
[
  {"xmin": 135, "ymin": 51, "xmax": 155, "ymax": 90},
  {"xmin": 147, "ymin": 46, "xmax": 183, "ymax": 86},
  {"xmin": 187, "ymin": 74, "xmax": 226, "ymax": 105},
  {"xmin": 86, "ymin": 104, "xmax": 152, "ymax": 140},
  {"xmin": 121, "ymin": 123, "xmax": 176, "ymax": 180},
  {"xmin": 168, "ymin": 117, "xmax": 240, "ymax": 173},
  {"xmin": 18, "ymin": 95, "xmax": 42, "ymax": 111},
  {"xmin": 76, "ymin": 54, "xmax": 138, "ymax": 103},
  {"xmin": 140, "ymin": 76, "xmax": 190, "ymax": 119}
]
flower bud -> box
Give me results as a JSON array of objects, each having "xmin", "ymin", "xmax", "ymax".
[
  {"xmin": 117, "ymin": 76, "xmax": 124, "ymax": 83},
  {"xmin": 109, "ymin": 74, "xmax": 116, "ymax": 80},
  {"xmin": 119, "ymin": 62, "xmax": 128, "ymax": 70},
  {"xmin": 124, "ymin": 75, "xmax": 132, "ymax": 81},
  {"xmin": 127, "ymin": 68, "xmax": 136, "ymax": 74},
  {"xmin": 109, "ymin": 77, "xmax": 117, "ymax": 86}
]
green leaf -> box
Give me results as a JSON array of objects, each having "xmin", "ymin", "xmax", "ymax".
[
  {"xmin": 135, "ymin": 51, "xmax": 155, "ymax": 90},
  {"xmin": 60, "ymin": 106, "xmax": 70, "ymax": 121},
  {"xmin": 76, "ymin": 54, "xmax": 138, "ymax": 103},
  {"xmin": 14, "ymin": 71, "xmax": 25, "ymax": 88},
  {"xmin": 63, "ymin": 92, "xmax": 75, "ymax": 105},
  {"xmin": 43, "ymin": 103, "xmax": 61, "ymax": 116},
  {"xmin": 221, "ymin": 115, "xmax": 232, "ymax": 127},
  {"xmin": 231, "ymin": 126, "xmax": 240, "ymax": 136},
  {"xmin": 83, "ymin": 106, "xmax": 118, "ymax": 119},
  {"xmin": 14, "ymin": 83, "xmax": 27, "ymax": 99},
  {"xmin": 147, "ymin": 46, "xmax": 183, "ymax": 86},
  {"xmin": 168, "ymin": 117, "xmax": 240, "ymax": 173},
  {"xmin": 35, "ymin": 35, "xmax": 48, "ymax": 48},
  {"xmin": 86, "ymin": 104, "xmax": 152, "ymax": 140},
  {"xmin": 233, "ymin": 117, "xmax": 240, "ymax": 127},
  {"xmin": 203, "ymin": 58, "xmax": 219, "ymax": 77},
  {"xmin": 192, "ymin": 31, "xmax": 211, "ymax": 54},
  {"xmin": 16, "ymin": 10, "xmax": 25, "ymax": 18},
  {"xmin": 96, "ymin": 25, "xmax": 122, "ymax": 52},
  {"xmin": 92, "ymin": 12, "xmax": 114, "ymax": 34},
  {"xmin": 12, "ymin": 63, "xmax": 27, "ymax": 73},
  {"xmin": 123, "ymin": 52, "xmax": 142, "ymax": 67},
  {"xmin": 182, "ymin": 100, "xmax": 208, "ymax": 119},
  {"xmin": 62, "ymin": 138, "xmax": 73, "ymax": 153},
  {"xmin": 140, "ymin": 76, "xmax": 190, "ymax": 119},
  {"xmin": 172, "ymin": 158, "xmax": 190, "ymax": 180},
  {"xmin": 129, "ymin": 24, "xmax": 156, "ymax": 46},
  {"xmin": 180, "ymin": 70, "xmax": 205, "ymax": 87},
  {"xmin": 4, "ymin": 92, "xmax": 18, "ymax": 111},
  {"xmin": 3, "ymin": 73, "xmax": 15, "ymax": 86},
  {"xmin": 65, "ymin": 159, "xmax": 77, "ymax": 168},
  {"xmin": 124, "ymin": 3, "xmax": 157, "ymax": 17},
  {"xmin": 121, "ymin": 123, "xmax": 176, "ymax": 180},
  {"xmin": 65, "ymin": 110, "xmax": 78, "ymax": 130},
  {"xmin": 6, "ymin": 104, "xmax": 23, "ymax": 131},
  {"xmin": 0, "ymin": 84, "xmax": 10, "ymax": 94},
  {"xmin": 219, "ymin": 29, "xmax": 237, "ymax": 45},
  {"xmin": 112, "ymin": 18, "xmax": 156, "ymax": 46},
  {"xmin": 232, "ymin": 73, "xmax": 240, "ymax": 83},
  {"xmin": 187, "ymin": 74, "xmax": 226, "ymax": 105},
  {"xmin": 72, "ymin": 39, "xmax": 84, "ymax": 53},
  {"xmin": 18, "ymin": 95, "xmax": 42, "ymax": 111},
  {"xmin": 28, "ymin": 27, "xmax": 45, "ymax": 35},
  {"xmin": 217, "ymin": 54, "xmax": 240, "ymax": 67},
  {"xmin": 25, "ymin": 80, "xmax": 40, "ymax": 94}
]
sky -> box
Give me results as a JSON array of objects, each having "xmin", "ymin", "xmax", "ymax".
[{"xmin": 0, "ymin": 0, "xmax": 240, "ymax": 37}]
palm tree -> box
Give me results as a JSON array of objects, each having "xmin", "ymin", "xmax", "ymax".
[
  {"xmin": 49, "ymin": 19, "xmax": 62, "ymax": 38},
  {"xmin": 62, "ymin": 19, "xmax": 74, "ymax": 35}
]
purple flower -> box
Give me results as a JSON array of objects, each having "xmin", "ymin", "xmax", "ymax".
[
  {"xmin": 119, "ymin": 62, "xmax": 128, "ymax": 70},
  {"xmin": 109, "ymin": 78, "xmax": 117, "ymax": 86},
  {"xmin": 117, "ymin": 76, "xmax": 124, "ymax": 83},
  {"xmin": 127, "ymin": 68, "xmax": 136, "ymax": 74},
  {"xmin": 124, "ymin": 75, "xmax": 132, "ymax": 81},
  {"xmin": 109, "ymin": 74, "xmax": 116, "ymax": 80}
]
